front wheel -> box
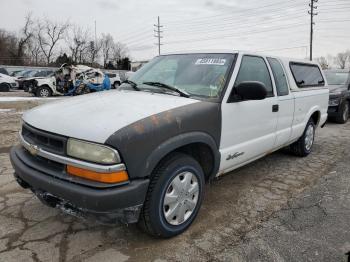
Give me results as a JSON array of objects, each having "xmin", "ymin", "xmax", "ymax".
[
  {"xmin": 113, "ymin": 81, "xmax": 120, "ymax": 89},
  {"xmin": 139, "ymin": 152, "xmax": 205, "ymax": 238},
  {"xmin": 0, "ymin": 83, "xmax": 10, "ymax": 92},
  {"xmin": 335, "ymin": 102, "xmax": 349, "ymax": 124},
  {"xmin": 290, "ymin": 119, "xmax": 315, "ymax": 157},
  {"xmin": 36, "ymin": 86, "xmax": 52, "ymax": 97}
]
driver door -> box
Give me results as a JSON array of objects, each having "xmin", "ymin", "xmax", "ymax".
[{"xmin": 219, "ymin": 54, "xmax": 278, "ymax": 173}]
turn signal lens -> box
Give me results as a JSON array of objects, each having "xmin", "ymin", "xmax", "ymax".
[{"xmin": 66, "ymin": 165, "xmax": 129, "ymax": 184}]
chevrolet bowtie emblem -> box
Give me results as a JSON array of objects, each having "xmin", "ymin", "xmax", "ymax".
[{"xmin": 28, "ymin": 143, "xmax": 40, "ymax": 156}]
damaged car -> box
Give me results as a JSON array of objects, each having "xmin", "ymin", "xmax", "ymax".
[
  {"xmin": 29, "ymin": 64, "xmax": 111, "ymax": 97},
  {"xmin": 23, "ymin": 70, "xmax": 55, "ymax": 92},
  {"xmin": 0, "ymin": 73, "xmax": 18, "ymax": 91}
]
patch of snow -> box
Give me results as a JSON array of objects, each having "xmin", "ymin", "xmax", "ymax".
[
  {"xmin": 0, "ymin": 97, "xmax": 61, "ymax": 102},
  {"xmin": 0, "ymin": 109, "xmax": 14, "ymax": 112}
]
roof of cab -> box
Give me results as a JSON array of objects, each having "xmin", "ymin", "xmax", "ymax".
[{"xmin": 160, "ymin": 50, "xmax": 320, "ymax": 66}]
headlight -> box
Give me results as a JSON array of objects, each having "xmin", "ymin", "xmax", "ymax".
[
  {"xmin": 329, "ymin": 97, "xmax": 340, "ymax": 106},
  {"xmin": 67, "ymin": 138, "xmax": 120, "ymax": 164}
]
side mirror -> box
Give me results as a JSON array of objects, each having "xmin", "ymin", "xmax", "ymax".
[{"xmin": 231, "ymin": 81, "xmax": 267, "ymax": 101}]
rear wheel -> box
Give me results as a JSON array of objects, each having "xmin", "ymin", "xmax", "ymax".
[
  {"xmin": 113, "ymin": 81, "xmax": 120, "ymax": 89},
  {"xmin": 36, "ymin": 86, "xmax": 52, "ymax": 97},
  {"xmin": 0, "ymin": 83, "xmax": 10, "ymax": 92},
  {"xmin": 335, "ymin": 101, "xmax": 349, "ymax": 124},
  {"xmin": 139, "ymin": 152, "xmax": 205, "ymax": 238},
  {"xmin": 290, "ymin": 119, "xmax": 315, "ymax": 157}
]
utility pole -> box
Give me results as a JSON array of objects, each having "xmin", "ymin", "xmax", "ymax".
[
  {"xmin": 94, "ymin": 20, "xmax": 97, "ymax": 45},
  {"xmin": 308, "ymin": 0, "xmax": 318, "ymax": 61},
  {"xmin": 154, "ymin": 16, "xmax": 163, "ymax": 55}
]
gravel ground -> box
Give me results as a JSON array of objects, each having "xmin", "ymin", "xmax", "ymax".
[{"xmin": 0, "ymin": 94, "xmax": 349, "ymax": 262}]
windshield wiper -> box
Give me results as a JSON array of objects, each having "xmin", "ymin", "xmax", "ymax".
[
  {"xmin": 142, "ymin": 81, "xmax": 190, "ymax": 98},
  {"xmin": 122, "ymin": 79, "xmax": 140, "ymax": 91}
]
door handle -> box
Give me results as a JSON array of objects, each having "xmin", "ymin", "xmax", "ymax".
[{"xmin": 272, "ymin": 104, "xmax": 279, "ymax": 112}]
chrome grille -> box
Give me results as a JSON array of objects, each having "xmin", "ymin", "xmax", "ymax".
[{"xmin": 21, "ymin": 123, "xmax": 67, "ymax": 155}]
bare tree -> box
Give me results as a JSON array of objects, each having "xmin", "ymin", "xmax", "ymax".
[
  {"xmin": 37, "ymin": 19, "xmax": 70, "ymax": 65},
  {"xmin": 67, "ymin": 25, "xmax": 91, "ymax": 64},
  {"xmin": 28, "ymin": 37, "xmax": 43, "ymax": 66},
  {"xmin": 2, "ymin": 13, "xmax": 34, "ymax": 65},
  {"xmin": 111, "ymin": 42, "xmax": 128, "ymax": 62},
  {"xmin": 334, "ymin": 52, "xmax": 349, "ymax": 69},
  {"xmin": 316, "ymin": 56, "xmax": 330, "ymax": 70},
  {"xmin": 87, "ymin": 39, "xmax": 102, "ymax": 66},
  {"xmin": 101, "ymin": 33, "xmax": 114, "ymax": 67}
]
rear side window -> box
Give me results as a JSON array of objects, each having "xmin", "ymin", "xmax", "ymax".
[
  {"xmin": 267, "ymin": 58, "xmax": 289, "ymax": 96},
  {"xmin": 235, "ymin": 55, "xmax": 273, "ymax": 96},
  {"xmin": 290, "ymin": 63, "xmax": 325, "ymax": 88}
]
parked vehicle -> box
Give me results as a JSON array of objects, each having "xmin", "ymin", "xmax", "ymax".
[
  {"xmin": 10, "ymin": 51, "xmax": 328, "ymax": 237},
  {"xmin": 29, "ymin": 64, "xmax": 111, "ymax": 97},
  {"xmin": 324, "ymin": 69, "xmax": 350, "ymax": 123},
  {"xmin": 0, "ymin": 67, "xmax": 9, "ymax": 75},
  {"xmin": 0, "ymin": 73, "xmax": 18, "ymax": 91},
  {"xmin": 10, "ymin": 70, "xmax": 23, "ymax": 76},
  {"xmin": 104, "ymin": 72, "xmax": 121, "ymax": 89},
  {"xmin": 23, "ymin": 70, "xmax": 55, "ymax": 92},
  {"xmin": 14, "ymin": 69, "xmax": 41, "ymax": 89}
]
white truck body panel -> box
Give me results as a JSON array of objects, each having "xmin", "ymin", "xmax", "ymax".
[{"xmin": 218, "ymin": 51, "xmax": 328, "ymax": 175}]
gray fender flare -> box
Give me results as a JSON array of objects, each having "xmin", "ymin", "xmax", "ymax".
[{"xmin": 144, "ymin": 131, "xmax": 220, "ymax": 179}]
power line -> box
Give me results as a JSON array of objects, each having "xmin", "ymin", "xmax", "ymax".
[
  {"xmin": 163, "ymin": 22, "xmax": 309, "ymax": 45},
  {"xmin": 154, "ymin": 16, "xmax": 163, "ymax": 55}
]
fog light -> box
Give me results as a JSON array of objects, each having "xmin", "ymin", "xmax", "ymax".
[{"xmin": 66, "ymin": 165, "xmax": 129, "ymax": 183}]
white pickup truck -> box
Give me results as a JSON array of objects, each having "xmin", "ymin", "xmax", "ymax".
[{"xmin": 10, "ymin": 51, "xmax": 328, "ymax": 238}]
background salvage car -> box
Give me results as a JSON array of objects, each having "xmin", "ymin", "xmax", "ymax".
[
  {"xmin": 0, "ymin": 73, "xmax": 18, "ymax": 91},
  {"xmin": 28, "ymin": 64, "xmax": 111, "ymax": 97},
  {"xmin": 324, "ymin": 69, "xmax": 350, "ymax": 123}
]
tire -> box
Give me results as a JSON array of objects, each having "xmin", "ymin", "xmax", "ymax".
[
  {"xmin": 290, "ymin": 119, "xmax": 315, "ymax": 157},
  {"xmin": 36, "ymin": 86, "xmax": 52, "ymax": 97},
  {"xmin": 335, "ymin": 101, "xmax": 349, "ymax": 124},
  {"xmin": 139, "ymin": 152, "xmax": 205, "ymax": 238},
  {"xmin": 0, "ymin": 83, "xmax": 10, "ymax": 92},
  {"xmin": 113, "ymin": 81, "xmax": 120, "ymax": 89}
]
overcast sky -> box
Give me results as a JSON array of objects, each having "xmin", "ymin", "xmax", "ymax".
[{"xmin": 0, "ymin": 0, "xmax": 349, "ymax": 61}]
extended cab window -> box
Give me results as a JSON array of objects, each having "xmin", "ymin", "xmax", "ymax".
[
  {"xmin": 290, "ymin": 63, "xmax": 325, "ymax": 88},
  {"xmin": 234, "ymin": 55, "xmax": 273, "ymax": 96},
  {"xmin": 267, "ymin": 58, "xmax": 289, "ymax": 96}
]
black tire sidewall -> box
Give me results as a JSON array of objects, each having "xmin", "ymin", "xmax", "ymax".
[
  {"xmin": 0, "ymin": 83, "xmax": 10, "ymax": 92},
  {"xmin": 37, "ymin": 86, "xmax": 51, "ymax": 97},
  {"xmin": 341, "ymin": 102, "xmax": 349, "ymax": 123},
  {"xmin": 148, "ymin": 154, "xmax": 205, "ymax": 237},
  {"xmin": 302, "ymin": 120, "xmax": 315, "ymax": 154}
]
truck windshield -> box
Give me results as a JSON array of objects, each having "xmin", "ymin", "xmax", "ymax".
[
  {"xmin": 125, "ymin": 53, "xmax": 235, "ymax": 99},
  {"xmin": 324, "ymin": 71, "xmax": 349, "ymax": 85}
]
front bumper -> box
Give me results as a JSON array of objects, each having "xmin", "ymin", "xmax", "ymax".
[
  {"xmin": 10, "ymin": 146, "xmax": 149, "ymax": 224},
  {"xmin": 327, "ymin": 106, "xmax": 339, "ymax": 118}
]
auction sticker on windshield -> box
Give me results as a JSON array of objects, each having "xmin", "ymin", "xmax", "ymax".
[{"xmin": 195, "ymin": 58, "xmax": 226, "ymax": 66}]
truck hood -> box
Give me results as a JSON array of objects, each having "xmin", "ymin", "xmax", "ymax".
[{"xmin": 23, "ymin": 90, "xmax": 199, "ymax": 143}]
